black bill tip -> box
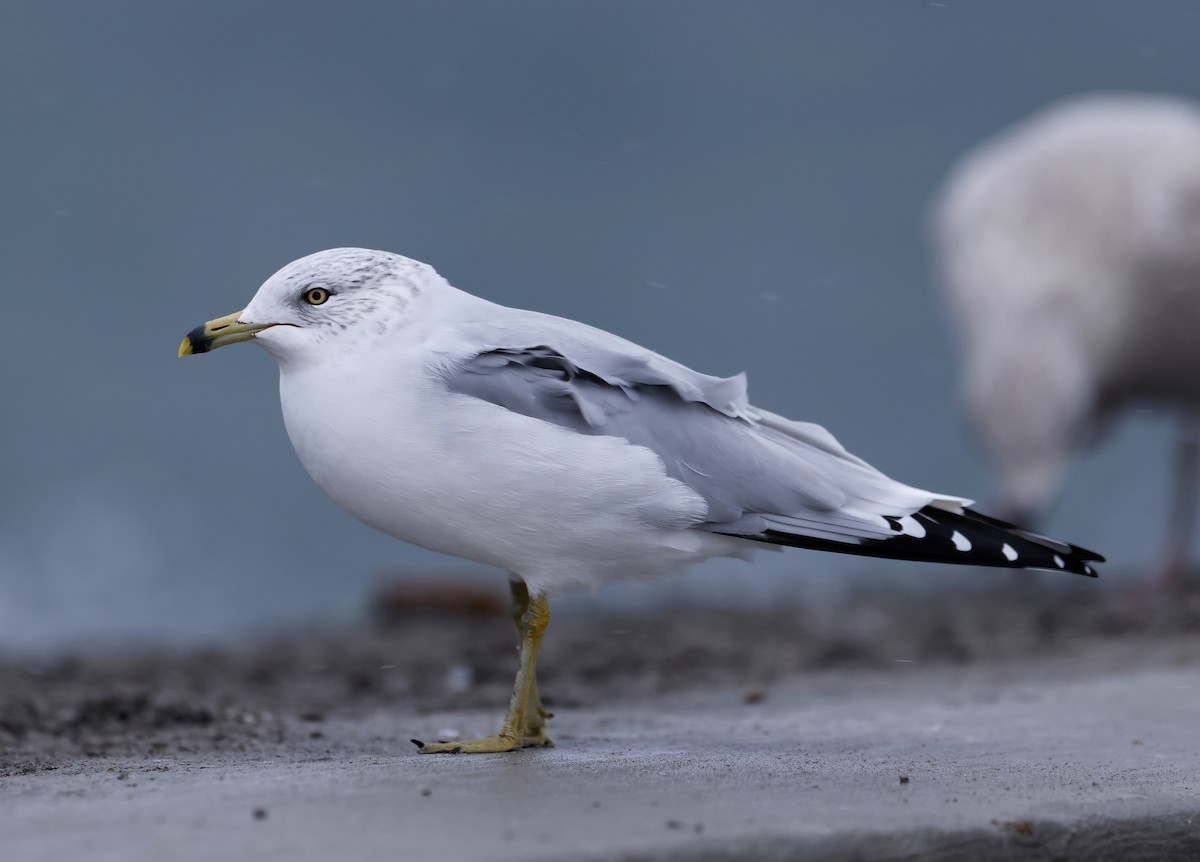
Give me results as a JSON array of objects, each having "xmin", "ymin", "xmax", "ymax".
[{"xmin": 179, "ymin": 323, "xmax": 213, "ymax": 357}]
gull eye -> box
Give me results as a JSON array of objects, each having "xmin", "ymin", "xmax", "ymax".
[{"xmin": 303, "ymin": 287, "xmax": 330, "ymax": 306}]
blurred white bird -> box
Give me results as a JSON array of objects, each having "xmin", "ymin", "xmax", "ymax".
[
  {"xmin": 933, "ymin": 94, "xmax": 1200, "ymax": 586},
  {"xmin": 180, "ymin": 248, "xmax": 1100, "ymax": 753}
]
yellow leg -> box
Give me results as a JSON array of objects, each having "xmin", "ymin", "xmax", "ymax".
[
  {"xmin": 510, "ymin": 579, "xmax": 554, "ymax": 748},
  {"xmin": 413, "ymin": 580, "xmax": 553, "ymax": 754}
]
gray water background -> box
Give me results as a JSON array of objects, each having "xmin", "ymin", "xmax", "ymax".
[{"xmin": 3, "ymin": 2, "xmax": 1199, "ymax": 651}]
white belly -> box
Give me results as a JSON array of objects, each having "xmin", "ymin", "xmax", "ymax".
[{"xmin": 276, "ymin": 353, "xmax": 738, "ymax": 592}]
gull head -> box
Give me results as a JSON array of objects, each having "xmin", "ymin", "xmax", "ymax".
[{"xmin": 178, "ymin": 248, "xmax": 438, "ymax": 364}]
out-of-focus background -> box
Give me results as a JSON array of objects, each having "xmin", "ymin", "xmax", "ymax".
[{"xmin": 3, "ymin": 2, "xmax": 1200, "ymax": 651}]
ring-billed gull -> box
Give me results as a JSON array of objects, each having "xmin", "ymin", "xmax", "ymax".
[
  {"xmin": 179, "ymin": 248, "xmax": 1102, "ymax": 754},
  {"xmin": 934, "ymin": 94, "xmax": 1200, "ymax": 586}
]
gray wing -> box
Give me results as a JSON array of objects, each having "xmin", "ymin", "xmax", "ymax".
[
  {"xmin": 442, "ymin": 343, "xmax": 1103, "ymax": 576},
  {"xmin": 444, "ymin": 344, "xmax": 941, "ymax": 545}
]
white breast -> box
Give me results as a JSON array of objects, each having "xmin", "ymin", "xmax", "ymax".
[{"xmin": 275, "ymin": 344, "xmax": 732, "ymax": 592}]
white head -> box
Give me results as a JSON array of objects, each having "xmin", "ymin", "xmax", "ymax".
[{"xmin": 179, "ymin": 248, "xmax": 445, "ymax": 366}]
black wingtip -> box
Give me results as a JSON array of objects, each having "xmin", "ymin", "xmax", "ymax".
[
  {"xmin": 954, "ymin": 507, "xmax": 1104, "ymax": 576},
  {"xmin": 738, "ymin": 505, "xmax": 1103, "ymax": 578}
]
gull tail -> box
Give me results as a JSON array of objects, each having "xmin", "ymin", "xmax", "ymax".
[{"xmin": 737, "ymin": 506, "xmax": 1103, "ymax": 577}]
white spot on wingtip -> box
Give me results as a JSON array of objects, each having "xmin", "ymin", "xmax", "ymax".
[
  {"xmin": 898, "ymin": 515, "xmax": 926, "ymax": 538},
  {"xmin": 951, "ymin": 531, "xmax": 971, "ymax": 552},
  {"xmin": 1001, "ymin": 543, "xmax": 1018, "ymax": 562},
  {"xmin": 1054, "ymin": 554, "xmax": 1065, "ymax": 568}
]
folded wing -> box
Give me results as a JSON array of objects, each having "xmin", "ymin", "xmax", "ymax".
[{"xmin": 442, "ymin": 336, "xmax": 1101, "ymax": 577}]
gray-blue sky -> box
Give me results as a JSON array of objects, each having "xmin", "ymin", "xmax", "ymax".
[{"xmin": 3, "ymin": 2, "xmax": 1199, "ymax": 650}]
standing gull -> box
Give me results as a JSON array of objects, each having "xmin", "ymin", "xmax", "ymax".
[
  {"xmin": 180, "ymin": 248, "xmax": 1101, "ymax": 754},
  {"xmin": 933, "ymin": 94, "xmax": 1200, "ymax": 585}
]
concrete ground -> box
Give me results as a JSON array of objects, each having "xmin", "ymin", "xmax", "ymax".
[{"xmin": 2, "ymin": 583, "xmax": 1199, "ymax": 860}]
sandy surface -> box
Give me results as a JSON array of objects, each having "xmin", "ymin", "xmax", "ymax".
[{"xmin": 2, "ymin": 580, "xmax": 1199, "ymax": 860}]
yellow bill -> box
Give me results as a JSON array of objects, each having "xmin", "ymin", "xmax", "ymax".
[{"xmin": 178, "ymin": 311, "xmax": 274, "ymax": 356}]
